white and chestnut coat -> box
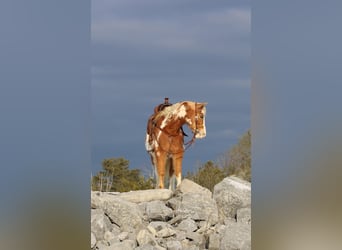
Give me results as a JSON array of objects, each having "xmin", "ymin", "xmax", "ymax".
[{"xmin": 145, "ymin": 101, "xmax": 207, "ymax": 189}]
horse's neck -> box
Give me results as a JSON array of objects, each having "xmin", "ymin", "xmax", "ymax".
[{"xmin": 156, "ymin": 112, "xmax": 186, "ymax": 135}]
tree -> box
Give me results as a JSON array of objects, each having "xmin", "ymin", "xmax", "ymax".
[
  {"xmin": 91, "ymin": 157, "xmax": 153, "ymax": 192},
  {"xmin": 220, "ymin": 129, "xmax": 251, "ymax": 182},
  {"xmin": 186, "ymin": 160, "xmax": 225, "ymax": 192}
]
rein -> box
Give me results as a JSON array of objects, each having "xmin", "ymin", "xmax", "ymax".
[
  {"xmin": 153, "ymin": 102, "xmax": 199, "ymax": 153},
  {"xmin": 184, "ymin": 102, "xmax": 198, "ymax": 150}
]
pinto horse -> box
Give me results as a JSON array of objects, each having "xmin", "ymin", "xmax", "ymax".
[{"xmin": 145, "ymin": 101, "xmax": 207, "ymax": 189}]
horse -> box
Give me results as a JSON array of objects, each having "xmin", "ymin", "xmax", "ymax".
[{"xmin": 145, "ymin": 101, "xmax": 207, "ymax": 189}]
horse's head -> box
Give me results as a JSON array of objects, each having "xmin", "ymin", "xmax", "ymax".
[{"xmin": 183, "ymin": 101, "xmax": 207, "ymax": 139}]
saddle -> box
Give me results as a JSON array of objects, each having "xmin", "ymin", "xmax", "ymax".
[{"xmin": 147, "ymin": 101, "xmax": 187, "ymax": 146}]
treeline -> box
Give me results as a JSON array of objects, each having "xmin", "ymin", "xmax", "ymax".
[
  {"xmin": 91, "ymin": 158, "xmax": 153, "ymax": 192},
  {"xmin": 91, "ymin": 129, "xmax": 251, "ymax": 192},
  {"xmin": 186, "ymin": 129, "xmax": 251, "ymax": 191}
]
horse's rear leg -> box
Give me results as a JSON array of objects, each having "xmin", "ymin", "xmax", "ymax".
[
  {"xmin": 172, "ymin": 154, "xmax": 183, "ymax": 188},
  {"xmin": 168, "ymin": 158, "xmax": 176, "ymax": 190},
  {"xmin": 156, "ymin": 152, "xmax": 167, "ymax": 189}
]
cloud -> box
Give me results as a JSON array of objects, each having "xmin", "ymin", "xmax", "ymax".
[
  {"xmin": 92, "ymin": 4, "xmax": 250, "ymax": 58},
  {"xmin": 91, "ymin": 1, "xmax": 251, "ymax": 173}
]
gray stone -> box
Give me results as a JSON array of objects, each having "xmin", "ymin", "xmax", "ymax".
[
  {"xmin": 185, "ymin": 231, "xmax": 205, "ymax": 246},
  {"xmin": 166, "ymin": 197, "xmax": 181, "ymax": 210},
  {"xmin": 208, "ymin": 233, "xmax": 220, "ymax": 250},
  {"xmin": 237, "ymin": 207, "xmax": 251, "ymax": 224},
  {"xmin": 156, "ymin": 227, "xmax": 177, "ymax": 238},
  {"xmin": 176, "ymin": 193, "xmax": 218, "ymax": 225},
  {"xmin": 91, "ymin": 209, "xmax": 113, "ymax": 241},
  {"xmin": 167, "ymin": 215, "xmax": 183, "ymax": 226},
  {"xmin": 91, "ymin": 232, "xmax": 96, "ymax": 249},
  {"xmin": 213, "ymin": 177, "xmax": 251, "ymax": 222},
  {"xmin": 177, "ymin": 218, "xmax": 198, "ymax": 232},
  {"xmin": 91, "ymin": 192, "xmax": 144, "ymax": 231},
  {"xmin": 166, "ymin": 240, "xmax": 182, "ymax": 250},
  {"xmin": 103, "ymin": 230, "xmax": 118, "ymax": 245},
  {"xmin": 147, "ymin": 225, "xmax": 157, "ymax": 237},
  {"xmin": 135, "ymin": 244, "xmax": 166, "ymax": 250},
  {"xmin": 174, "ymin": 230, "xmax": 186, "ymax": 241},
  {"xmin": 112, "ymin": 189, "xmax": 173, "ymax": 203},
  {"xmin": 181, "ymin": 239, "xmax": 200, "ymax": 250},
  {"xmin": 146, "ymin": 200, "xmax": 173, "ymax": 221},
  {"xmin": 95, "ymin": 241, "xmax": 109, "ymax": 250},
  {"xmin": 177, "ymin": 179, "xmax": 212, "ymax": 198},
  {"xmin": 148, "ymin": 221, "xmax": 173, "ymax": 232},
  {"xmin": 137, "ymin": 229, "xmax": 157, "ymax": 246},
  {"xmin": 104, "ymin": 239, "xmax": 135, "ymax": 250},
  {"xmin": 118, "ymin": 231, "xmax": 129, "ymax": 241},
  {"xmin": 219, "ymin": 220, "xmax": 251, "ymax": 250}
]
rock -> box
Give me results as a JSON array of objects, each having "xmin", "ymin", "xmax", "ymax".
[
  {"xmin": 208, "ymin": 232, "xmax": 220, "ymax": 250},
  {"xmin": 167, "ymin": 215, "xmax": 183, "ymax": 226},
  {"xmin": 91, "ymin": 231, "xmax": 96, "ymax": 249},
  {"xmin": 148, "ymin": 221, "xmax": 173, "ymax": 232},
  {"xmin": 118, "ymin": 231, "xmax": 129, "ymax": 241},
  {"xmin": 91, "ymin": 178, "xmax": 251, "ymax": 250},
  {"xmin": 156, "ymin": 227, "xmax": 177, "ymax": 238},
  {"xmin": 237, "ymin": 207, "xmax": 251, "ymax": 224},
  {"xmin": 213, "ymin": 177, "xmax": 251, "ymax": 222},
  {"xmin": 181, "ymin": 239, "xmax": 200, "ymax": 250},
  {"xmin": 176, "ymin": 193, "xmax": 218, "ymax": 225},
  {"xmin": 145, "ymin": 200, "xmax": 173, "ymax": 221},
  {"xmin": 166, "ymin": 197, "xmax": 181, "ymax": 210},
  {"xmin": 135, "ymin": 244, "xmax": 166, "ymax": 250},
  {"xmin": 147, "ymin": 225, "xmax": 157, "ymax": 237},
  {"xmin": 176, "ymin": 218, "xmax": 198, "ymax": 232},
  {"xmin": 112, "ymin": 189, "xmax": 173, "ymax": 203},
  {"xmin": 166, "ymin": 240, "xmax": 182, "ymax": 250},
  {"xmin": 91, "ymin": 192, "xmax": 144, "ymax": 231},
  {"xmin": 177, "ymin": 179, "xmax": 212, "ymax": 198},
  {"xmin": 137, "ymin": 229, "xmax": 157, "ymax": 246},
  {"xmin": 220, "ymin": 220, "xmax": 251, "ymax": 250},
  {"xmin": 91, "ymin": 209, "xmax": 114, "ymax": 241},
  {"xmin": 103, "ymin": 230, "xmax": 118, "ymax": 245},
  {"xmin": 104, "ymin": 239, "xmax": 136, "ymax": 250},
  {"xmin": 185, "ymin": 231, "xmax": 206, "ymax": 247},
  {"xmin": 174, "ymin": 230, "xmax": 186, "ymax": 241}
]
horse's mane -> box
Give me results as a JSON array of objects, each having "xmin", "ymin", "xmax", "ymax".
[{"xmin": 154, "ymin": 102, "xmax": 183, "ymax": 120}]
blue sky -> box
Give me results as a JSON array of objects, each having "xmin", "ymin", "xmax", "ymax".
[{"xmin": 91, "ymin": 0, "xmax": 251, "ymax": 175}]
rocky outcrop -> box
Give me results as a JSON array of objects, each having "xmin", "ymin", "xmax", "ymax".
[
  {"xmin": 91, "ymin": 177, "xmax": 251, "ymax": 250},
  {"xmin": 213, "ymin": 176, "xmax": 251, "ymax": 222}
]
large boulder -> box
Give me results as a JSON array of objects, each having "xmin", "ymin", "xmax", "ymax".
[
  {"xmin": 176, "ymin": 192, "xmax": 218, "ymax": 225},
  {"xmin": 219, "ymin": 220, "xmax": 251, "ymax": 250},
  {"xmin": 176, "ymin": 218, "xmax": 198, "ymax": 232},
  {"xmin": 145, "ymin": 200, "xmax": 173, "ymax": 221},
  {"xmin": 177, "ymin": 179, "xmax": 212, "ymax": 198},
  {"xmin": 213, "ymin": 177, "xmax": 251, "ymax": 222},
  {"xmin": 91, "ymin": 192, "xmax": 144, "ymax": 231},
  {"xmin": 91, "ymin": 209, "xmax": 115, "ymax": 241},
  {"xmin": 91, "ymin": 177, "xmax": 251, "ymax": 250},
  {"xmin": 110, "ymin": 189, "xmax": 173, "ymax": 203}
]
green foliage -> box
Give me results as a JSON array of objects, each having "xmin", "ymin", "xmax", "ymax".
[
  {"xmin": 91, "ymin": 130, "xmax": 251, "ymax": 193},
  {"xmin": 220, "ymin": 129, "xmax": 251, "ymax": 182},
  {"xmin": 91, "ymin": 157, "xmax": 153, "ymax": 192},
  {"xmin": 187, "ymin": 129, "xmax": 251, "ymax": 190},
  {"xmin": 186, "ymin": 160, "xmax": 225, "ymax": 192}
]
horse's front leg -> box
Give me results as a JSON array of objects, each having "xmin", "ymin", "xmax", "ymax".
[
  {"xmin": 172, "ymin": 153, "xmax": 183, "ymax": 188},
  {"xmin": 156, "ymin": 152, "xmax": 167, "ymax": 189}
]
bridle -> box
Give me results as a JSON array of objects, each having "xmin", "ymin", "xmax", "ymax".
[
  {"xmin": 184, "ymin": 102, "xmax": 199, "ymax": 150},
  {"xmin": 152, "ymin": 102, "xmax": 201, "ymax": 153}
]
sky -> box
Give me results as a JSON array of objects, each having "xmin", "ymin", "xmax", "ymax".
[{"xmin": 91, "ymin": 0, "xmax": 251, "ymax": 176}]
